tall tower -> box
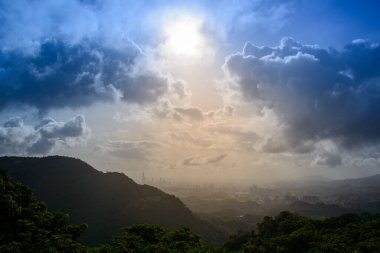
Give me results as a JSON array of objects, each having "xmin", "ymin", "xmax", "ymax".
[{"xmin": 142, "ymin": 172, "xmax": 146, "ymax": 184}]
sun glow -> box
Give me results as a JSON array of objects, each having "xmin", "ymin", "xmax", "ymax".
[{"xmin": 163, "ymin": 16, "xmax": 204, "ymax": 57}]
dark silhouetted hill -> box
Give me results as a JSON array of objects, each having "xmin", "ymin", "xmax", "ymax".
[{"xmin": 0, "ymin": 156, "xmax": 224, "ymax": 245}]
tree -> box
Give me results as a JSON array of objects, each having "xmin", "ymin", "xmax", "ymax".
[
  {"xmin": 0, "ymin": 168, "xmax": 87, "ymax": 253},
  {"xmin": 101, "ymin": 224, "xmax": 215, "ymax": 253},
  {"xmin": 222, "ymin": 211, "xmax": 380, "ymax": 253}
]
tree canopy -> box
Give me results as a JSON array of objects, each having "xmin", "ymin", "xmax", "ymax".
[
  {"xmin": 0, "ymin": 168, "xmax": 87, "ymax": 253},
  {"xmin": 222, "ymin": 211, "xmax": 380, "ymax": 253}
]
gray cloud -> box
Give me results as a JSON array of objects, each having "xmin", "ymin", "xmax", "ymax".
[
  {"xmin": 0, "ymin": 39, "xmax": 170, "ymax": 112},
  {"xmin": 261, "ymin": 138, "xmax": 314, "ymax": 154},
  {"xmin": 153, "ymin": 103, "xmax": 228, "ymax": 122},
  {"xmin": 182, "ymin": 157, "xmax": 202, "ymax": 166},
  {"xmin": 182, "ymin": 153, "xmax": 228, "ymax": 166},
  {"xmin": 206, "ymin": 124, "xmax": 258, "ymax": 150},
  {"xmin": 170, "ymin": 80, "xmax": 191, "ymax": 101},
  {"xmin": 174, "ymin": 107, "xmax": 205, "ymax": 121},
  {"xmin": 207, "ymin": 153, "xmax": 228, "ymax": 163},
  {"xmin": 225, "ymin": 38, "xmax": 380, "ymax": 150},
  {"xmin": 0, "ymin": 115, "xmax": 89, "ymax": 155},
  {"xmin": 313, "ymin": 151, "xmax": 342, "ymax": 168},
  {"xmin": 170, "ymin": 132, "xmax": 213, "ymax": 147},
  {"xmin": 219, "ymin": 128, "xmax": 258, "ymax": 143}
]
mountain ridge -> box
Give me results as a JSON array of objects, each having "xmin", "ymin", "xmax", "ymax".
[
  {"xmin": 0, "ymin": 156, "xmax": 225, "ymax": 245},
  {"xmin": 274, "ymin": 173, "xmax": 380, "ymax": 189}
]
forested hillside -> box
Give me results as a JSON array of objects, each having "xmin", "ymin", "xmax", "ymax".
[
  {"xmin": 222, "ymin": 211, "xmax": 380, "ymax": 253},
  {"xmin": 0, "ymin": 156, "xmax": 224, "ymax": 244}
]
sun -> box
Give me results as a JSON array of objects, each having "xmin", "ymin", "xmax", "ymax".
[{"xmin": 163, "ymin": 16, "xmax": 204, "ymax": 57}]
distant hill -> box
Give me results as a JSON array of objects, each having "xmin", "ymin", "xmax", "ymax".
[
  {"xmin": 332, "ymin": 174, "xmax": 380, "ymax": 188},
  {"xmin": 274, "ymin": 175, "xmax": 331, "ymax": 188},
  {"xmin": 275, "ymin": 173, "xmax": 380, "ymax": 189},
  {"xmin": 284, "ymin": 201, "xmax": 357, "ymax": 217},
  {"xmin": 0, "ymin": 156, "xmax": 225, "ymax": 245}
]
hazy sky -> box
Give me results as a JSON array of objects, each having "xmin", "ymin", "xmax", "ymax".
[{"xmin": 1, "ymin": 0, "xmax": 380, "ymax": 184}]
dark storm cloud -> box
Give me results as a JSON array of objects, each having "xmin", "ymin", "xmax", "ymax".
[
  {"xmin": 225, "ymin": 38, "xmax": 380, "ymax": 149},
  {"xmin": 0, "ymin": 115, "xmax": 88, "ymax": 155},
  {"xmin": 0, "ymin": 39, "xmax": 169, "ymax": 112}
]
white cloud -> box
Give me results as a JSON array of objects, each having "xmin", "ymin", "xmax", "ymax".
[{"xmin": 0, "ymin": 115, "xmax": 89, "ymax": 155}]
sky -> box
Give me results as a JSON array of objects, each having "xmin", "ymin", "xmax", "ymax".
[{"xmin": 1, "ymin": 0, "xmax": 380, "ymax": 185}]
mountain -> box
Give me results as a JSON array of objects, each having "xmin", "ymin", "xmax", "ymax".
[
  {"xmin": 274, "ymin": 175, "xmax": 331, "ymax": 188},
  {"xmin": 0, "ymin": 156, "xmax": 224, "ymax": 245},
  {"xmin": 275, "ymin": 174, "xmax": 380, "ymax": 189},
  {"xmin": 332, "ymin": 174, "xmax": 380, "ymax": 188}
]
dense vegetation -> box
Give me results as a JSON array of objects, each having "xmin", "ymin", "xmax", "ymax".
[
  {"xmin": 0, "ymin": 168, "xmax": 87, "ymax": 252},
  {"xmin": 222, "ymin": 211, "xmax": 380, "ymax": 253},
  {"xmin": 93, "ymin": 225, "xmax": 214, "ymax": 253}
]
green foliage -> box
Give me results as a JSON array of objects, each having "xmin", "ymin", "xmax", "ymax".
[
  {"xmin": 92, "ymin": 224, "xmax": 215, "ymax": 253},
  {"xmin": 222, "ymin": 211, "xmax": 380, "ymax": 253},
  {"xmin": 0, "ymin": 168, "xmax": 88, "ymax": 253}
]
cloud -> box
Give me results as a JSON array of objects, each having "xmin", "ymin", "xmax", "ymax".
[
  {"xmin": 261, "ymin": 138, "xmax": 314, "ymax": 154},
  {"xmin": 0, "ymin": 0, "xmax": 157, "ymax": 53},
  {"xmin": 225, "ymin": 38, "xmax": 380, "ymax": 150},
  {"xmin": 170, "ymin": 79, "xmax": 191, "ymax": 102},
  {"xmin": 0, "ymin": 115, "xmax": 89, "ymax": 155},
  {"xmin": 0, "ymin": 39, "xmax": 171, "ymax": 112},
  {"xmin": 174, "ymin": 107, "xmax": 205, "ymax": 121},
  {"xmin": 310, "ymin": 139, "xmax": 342, "ymax": 168},
  {"xmin": 170, "ymin": 132, "xmax": 213, "ymax": 147},
  {"xmin": 205, "ymin": 124, "xmax": 258, "ymax": 150},
  {"xmin": 108, "ymin": 141, "xmax": 160, "ymax": 160},
  {"xmin": 214, "ymin": 127, "xmax": 258, "ymax": 143},
  {"xmin": 230, "ymin": 1, "xmax": 293, "ymax": 33},
  {"xmin": 153, "ymin": 103, "xmax": 228, "ymax": 122},
  {"xmin": 182, "ymin": 156, "xmax": 202, "ymax": 166},
  {"xmin": 200, "ymin": 0, "xmax": 294, "ymax": 42},
  {"xmin": 182, "ymin": 153, "xmax": 228, "ymax": 166},
  {"xmin": 0, "ymin": 1, "xmax": 196, "ymax": 114},
  {"xmin": 207, "ymin": 153, "xmax": 227, "ymax": 163},
  {"xmin": 313, "ymin": 151, "xmax": 342, "ymax": 168}
]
